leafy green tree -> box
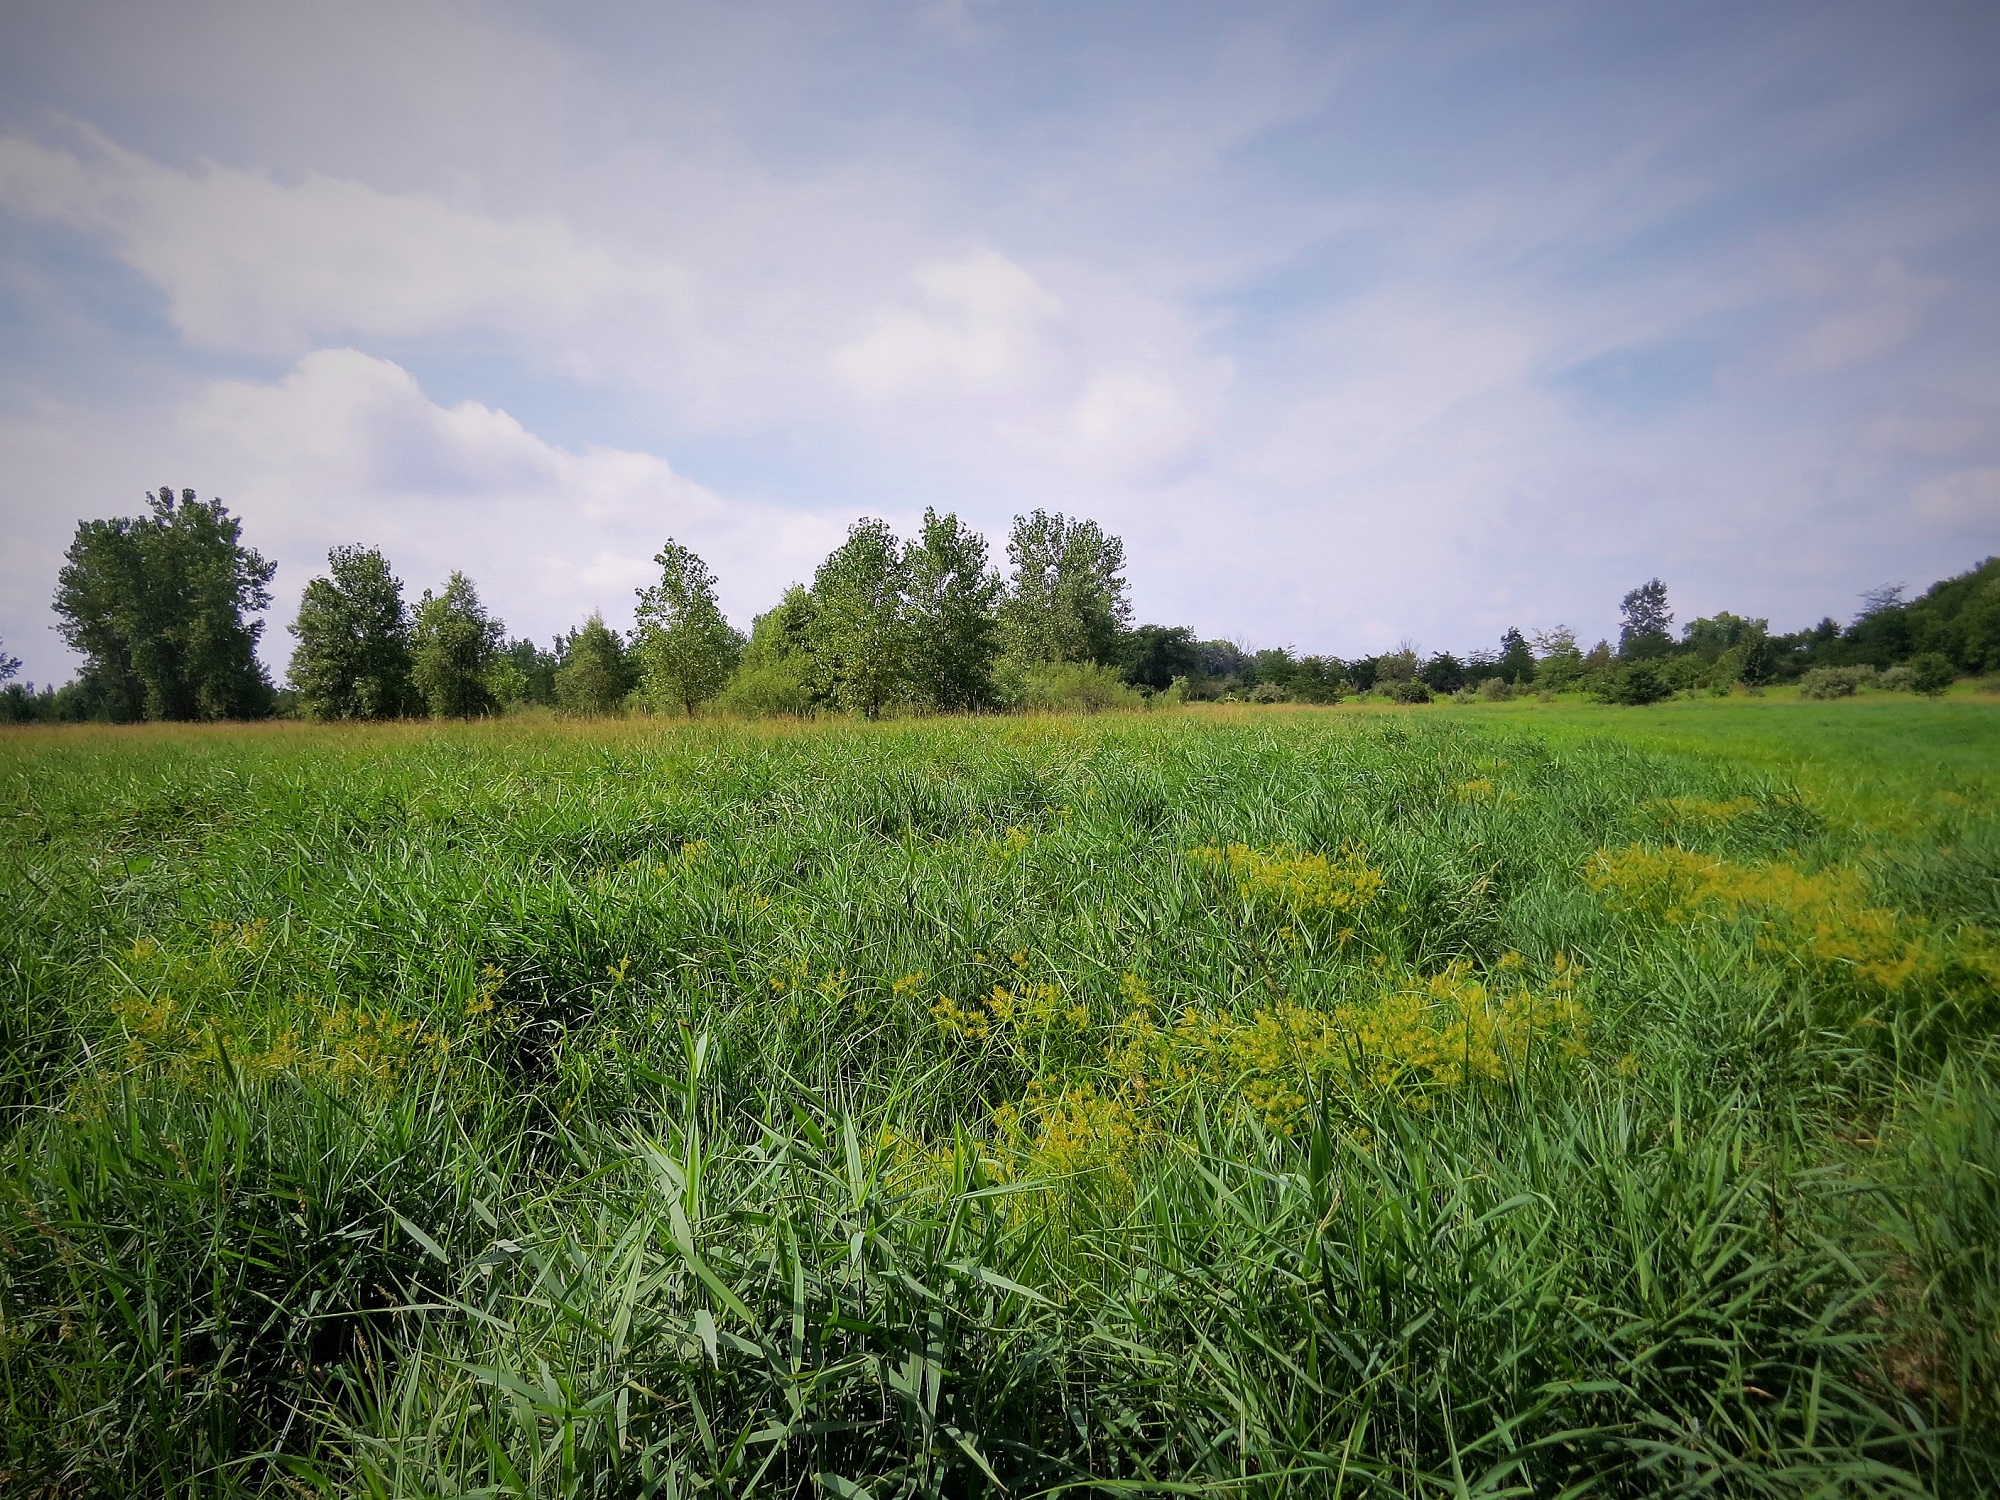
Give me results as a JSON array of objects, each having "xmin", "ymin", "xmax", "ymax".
[
  {"xmin": 633, "ymin": 541, "xmax": 743, "ymax": 716},
  {"xmin": 903, "ymin": 509, "xmax": 1003, "ymax": 711},
  {"xmin": 811, "ymin": 519, "xmax": 910, "ymax": 718},
  {"xmin": 491, "ymin": 638, "xmax": 558, "ymax": 708},
  {"xmin": 1618, "ymin": 579, "xmax": 1674, "ymax": 660},
  {"xmin": 1908, "ymin": 652, "xmax": 1956, "ymax": 697},
  {"xmin": 1532, "ymin": 627, "xmax": 1585, "ymax": 691},
  {"xmin": 1288, "ymin": 655, "xmax": 1348, "ymax": 703},
  {"xmin": 1420, "ymin": 652, "xmax": 1466, "ymax": 693},
  {"xmin": 554, "ymin": 614, "xmax": 639, "ymax": 716},
  {"xmin": 0, "ymin": 637, "xmax": 18, "ymax": 685},
  {"xmin": 53, "ymin": 487, "xmax": 275, "ymax": 722},
  {"xmin": 411, "ymin": 572, "xmax": 503, "ymax": 718},
  {"xmin": 1120, "ymin": 625, "xmax": 1200, "ymax": 691},
  {"xmin": 1681, "ymin": 612, "xmax": 1767, "ymax": 664},
  {"xmin": 1001, "ymin": 510, "xmax": 1131, "ymax": 666},
  {"xmin": 286, "ymin": 545, "xmax": 413, "ymax": 719},
  {"xmin": 1497, "ymin": 628, "xmax": 1535, "ymax": 684}
]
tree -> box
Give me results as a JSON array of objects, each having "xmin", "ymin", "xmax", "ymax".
[
  {"xmin": 810, "ymin": 519, "xmax": 910, "ymax": 718},
  {"xmin": 411, "ymin": 572, "xmax": 503, "ymax": 717},
  {"xmin": 1618, "ymin": 579, "xmax": 1674, "ymax": 660},
  {"xmin": 1597, "ymin": 661, "xmax": 1672, "ymax": 706},
  {"xmin": 1000, "ymin": 510, "xmax": 1131, "ymax": 666},
  {"xmin": 554, "ymin": 614, "xmax": 639, "ymax": 715},
  {"xmin": 1908, "ymin": 652, "xmax": 1955, "ymax": 697},
  {"xmin": 1531, "ymin": 628, "xmax": 1585, "ymax": 691},
  {"xmin": 0, "ymin": 637, "xmax": 18, "ymax": 685},
  {"xmin": 1497, "ymin": 628, "xmax": 1536, "ymax": 684},
  {"xmin": 1420, "ymin": 652, "xmax": 1466, "ymax": 693},
  {"xmin": 632, "ymin": 541, "xmax": 742, "ymax": 716},
  {"xmin": 1288, "ymin": 655, "xmax": 1348, "ymax": 703},
  {"xmin": 1120, "ymin": 625, "xmax": 1200, "ymax": 691},
  {"xmin": 53, "ymin": 487, "xmax": 275, "ymax": 722},
  {"xmin": 903, "ymin": 510, "xmax": 1003, "ymax": 711},
  {"xmin": 492, "ymin": 638, "xmax": 558, "ymax": 708},
  {"xmin": 287, "ymin": 545, "xmax": 412, "ymax": 719},
  {"xmin": 1681, "ymin": 612, "xmax": 1767, "ymax": 663}
]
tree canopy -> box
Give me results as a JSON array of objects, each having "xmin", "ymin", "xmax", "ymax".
[
  {"xmin": 287, "ymin": 545, "xmax": 413, "ymax": 720},
  {"xmin": 411, "ymin": 572, "xmax": 503, "ymax": 718},
  {"xmin": 1000, "ymin": 510, "xmax": 1131, "ymax": 667},
  {"xmin": 54, "ymin": 487, "xmax": 274, "ymax": 722},
  {"xmin": 633, "ymin": 541, "xmax": 742, "ymax": 716}
]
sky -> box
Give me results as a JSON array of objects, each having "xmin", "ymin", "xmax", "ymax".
[{"xmin": 2, "ymin": 0, "xmax": 1997, "ymax": 686}]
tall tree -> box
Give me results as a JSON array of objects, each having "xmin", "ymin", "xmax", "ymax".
[
  {"xmin": 1000, "ymin": 510, "xmax": 1131, "ymax": 666},
  {"xmin": 555, "ymin": 614, "xmax": 640, "ymax": 715},
  {"xmin": 53, "ymin": 487, "xmax": 275, "ymax": 722},
  {"xmin": 287, "ymin": 545, "xmax": 413, "ymax": 719},
  {"xmin": 1618, "ymin": 579, "xmax": 1674, "ymax": 660},
  {"xmin": 903, "ymin": 509, "xmax": 1003, "ymax": 711},
  {"xmin": 1497, "ymin": 628, "xmax": 1536, "ymax": 684},
  {"xmin": 410, "ymin": 572, "xmax": 503, "ymax": 718},
  {"xmin": 633, "ymin": 541, "xmax": 742, "ymax": 715},
  {"xmin": 0, "ymin": 637, "xmax": 18, "ymax": 685},
  {"xmin": 811, "ymin": 518, "xmax": 909, "ymax": 718}
]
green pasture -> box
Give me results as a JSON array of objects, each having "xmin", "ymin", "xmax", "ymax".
[{"xmin": 2, "ymin": 698, "xmax": 1996, "ymax": 1496}]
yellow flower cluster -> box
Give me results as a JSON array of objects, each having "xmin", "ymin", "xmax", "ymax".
[
  {"xmin": 111, "ymin": 992, "xmax": 449, "ymax": 1083},
  {"xmin": 870, "ymin": 1082, "xmax": 1151, "ymax": 1211},
  {"xmin": 1454, "ymin": 778, "xmax": 1496, "ymax": 803},
  {"xmin": 932, "ymin": 981, "xmax": 1091, "ymax": 1045},
  {"xmin": 1189, "ymin": 843, "xmax": 1385, "ymax": 917},
  {"xmin": 1587, "ymin": 844, "xmax": 1931, "ymax": 990},
  {"xmin": 1108, "ymin": 956, "xmax": 1587, "ymax": 1130},
  {"xmin": 993, "ymin": 1083, "xmax": 1148, "ymax": 1193}
]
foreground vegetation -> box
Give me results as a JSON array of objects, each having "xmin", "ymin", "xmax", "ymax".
[{"xmin": 3, "ymin": 697, "xmax": 1997, "ymax": 1495}]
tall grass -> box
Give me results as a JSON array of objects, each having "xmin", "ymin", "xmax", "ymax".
[{"xmin": 2, "ymin": 706, "xmax": 1994, "ymax": 1494}]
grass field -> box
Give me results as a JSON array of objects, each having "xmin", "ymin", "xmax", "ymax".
[{"xmin": 3, "ymin": 699, "xmax": 1997, "ymax": 1496}]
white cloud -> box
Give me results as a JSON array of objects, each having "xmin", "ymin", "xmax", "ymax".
[
  {"xmin": 182, "ymin": 350, "xmax": 844, "ymax": 633},
  {"xmin": 0, "ymin": 127, "xmax": 691, "ymax": 361},
  {"xmin": 0, "ymin": 351, "xmax": 845, "ymax": 684},
  {"xmin": 834, "ymin": 246, "xmax": 1061, "ymax": 395}
]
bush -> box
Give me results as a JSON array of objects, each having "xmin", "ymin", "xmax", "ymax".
[
  {"xmin": 1597, "ymin": 662, "xmax": 1672, "ymax": 706},
  {"xmin": 715, "ymin": 659, "xmax": 814, "ymax": 717},
  {"xmin": 1476, "ymin": 677, "xmax": 1514, "ymax": 702},
  {"xmin": 1798, "ymin": 666, "xmax": 1877, "ymax": 700},
  {"xmin": 1019, "ymin": 661, "xmax": 1146, "ymax": 714},
  {"xmin": 1909, "ymin": 652, "xmax": 1956, "ymax": 697},
  {"xmin": 1247, "ymin": 681, "xmax": 1292, "ymax": 704},
  {"xmin": 1389, "ymin": 678, "xmax": 1433, "ymax": 704},
  {"xmin": 1878, "ymin": 664, "xmax": 1915, "ymax": 692}
]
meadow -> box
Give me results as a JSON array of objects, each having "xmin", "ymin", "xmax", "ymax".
[{"xmin": 2, "ymin": 698, "xmax": 1996, "ymax": 1496}]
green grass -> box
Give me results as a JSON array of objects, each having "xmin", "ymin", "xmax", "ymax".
[{"xmin": 2, "ymin": 700, "xmax": 1996, "ymax": 1496}]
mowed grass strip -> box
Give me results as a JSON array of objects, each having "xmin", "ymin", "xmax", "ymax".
[{"xmin": 2, "ymin": 703, "xmax": 1995, "ymax": 1496}]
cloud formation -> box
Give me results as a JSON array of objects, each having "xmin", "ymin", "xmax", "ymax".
[{"xmin": 1, "ymin": 1, "xmax": 1996, "ymax": 684}]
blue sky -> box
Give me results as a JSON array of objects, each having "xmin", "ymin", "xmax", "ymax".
[{"xmin": 2, "ymin": 0, "xmax": 1996, "ymax": 685}]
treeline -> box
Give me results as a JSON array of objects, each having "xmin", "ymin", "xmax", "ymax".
[{"xmin": 3, "ymin": 485, "xmax": 1997, "ymax": 723}]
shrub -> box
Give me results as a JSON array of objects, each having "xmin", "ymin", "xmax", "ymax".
[
  {"xmin": 1390, "ymin": 678, "xmax": 1433, "ymax": 704},
  {"xmin": 1878, "ymin": 664, "xmax": 1915, "ymax": 692},
  {"xmin": 1798, "ymin": 666, "xmax": 1877, "ymax": 699},
  {"xmin": 1909, "ymin": 652, "xmax": 1956, "ymax": 697},
  {"xmin": 715, "ymin": 659, "xmax": 814, "ymax": 717},
  {"xmin": 1477, "ymin": 677, "xmax": 1513, "ymax": 702},
  {"xmin": 1596, "ymin": 662, "xmax": 1673, "ymax": 706},
  {"xmin": 1247, "ymin": 681, "xmax": 1292, "ymax": 704},
  {"xmin": 1019, "ymin": 661, "xmax": 1145, "ymax": 714}
]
